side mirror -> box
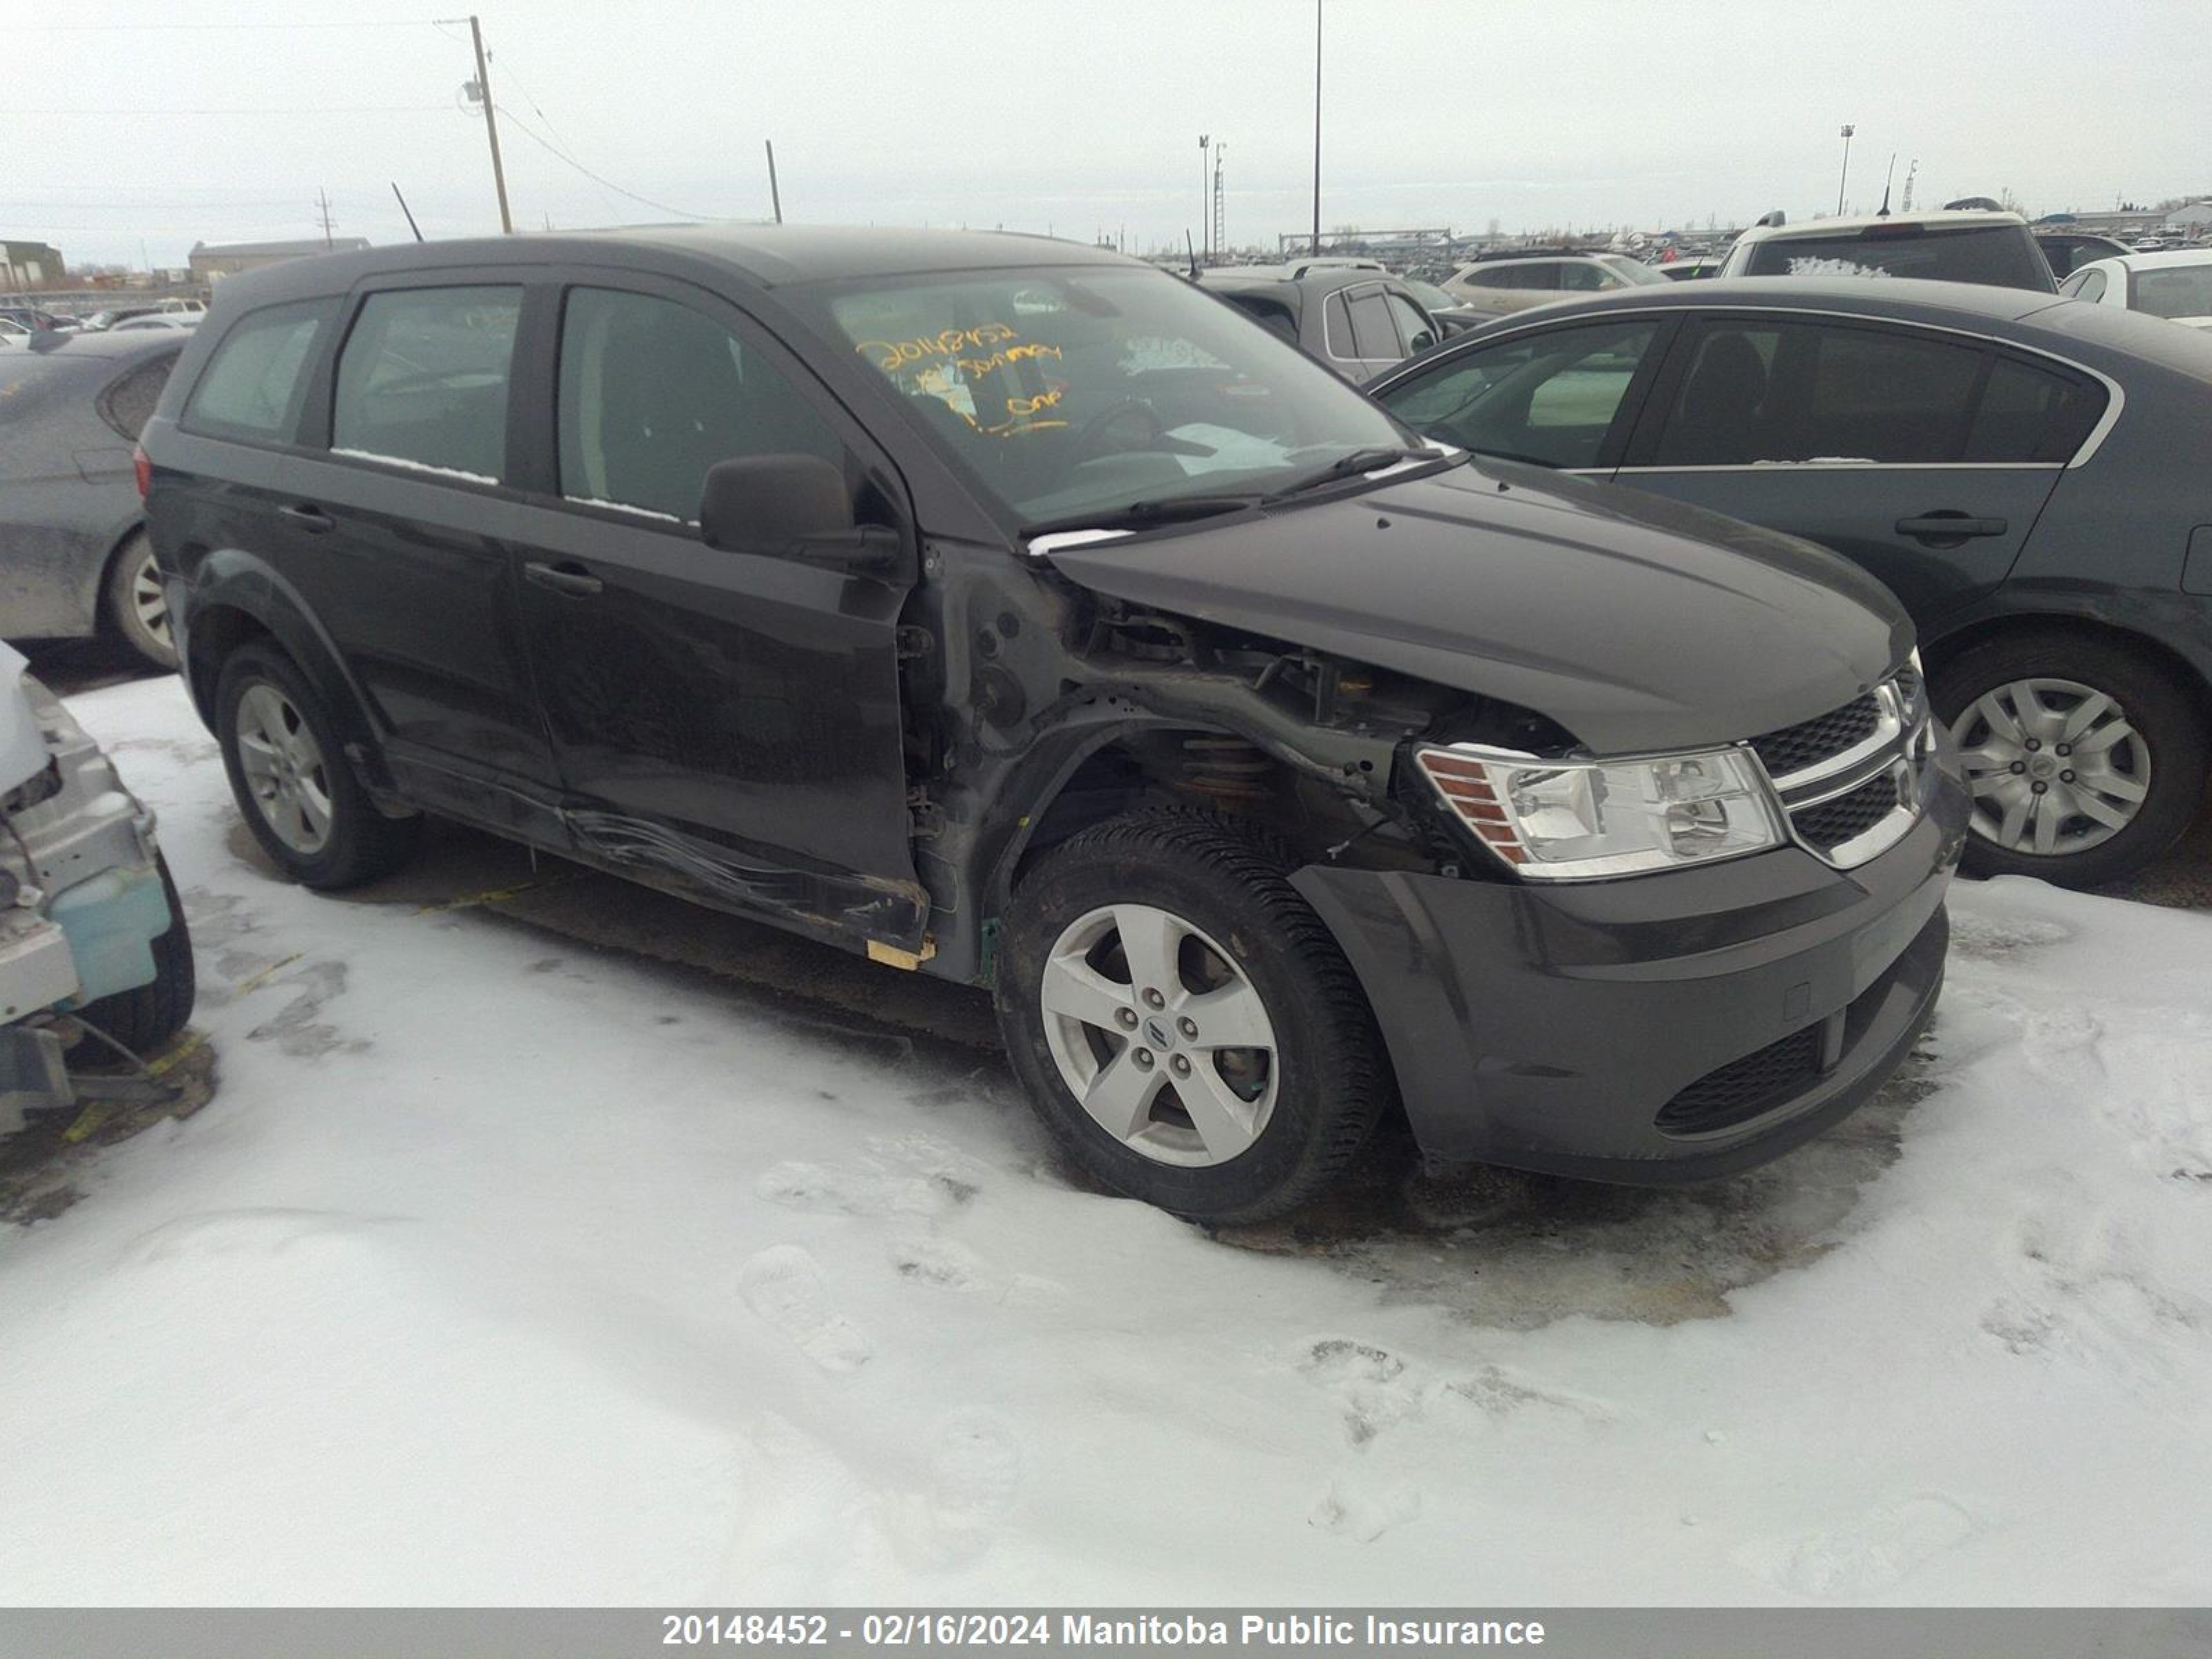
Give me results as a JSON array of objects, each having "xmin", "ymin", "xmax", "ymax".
[
  {"xmin": 698, "ymin": 453, "xmax": 900, "ymax": 572},
  {"xmin": 1407, "ymin": 329, "xmax": 1437, "ymax": 354}
]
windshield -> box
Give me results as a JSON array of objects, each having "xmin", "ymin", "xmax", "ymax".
[
  {"xmin": 2135, "ymin": 264, "xmax": 2212, "ymax": 319},
  {"xmin": 789, "ymin": 264, "xmax": 1414, "ymax": 528},
  {"xmin": 1405, "ymin": 279, "xmax": 1460, "ymax": 310},
  {"xmin": 1743, "ymin": 224, "xmax": 2053, "ymax": 290}
]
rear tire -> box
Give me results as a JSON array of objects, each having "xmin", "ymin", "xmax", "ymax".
[
  {"xmin": 1931, "ymin": 630, "xmax": 2208, "ymax": 888},
  {"xmin": 215, "ymin": 642, "xmax": 421, "ymax": 890},
  {"xmin": 103, "ymin": 532, "xmax": 178, "ymax": 671},
  {"xmin": 995, "ymin": 808, "xmax": 1392, "ymax": 1224},
  {"xmin": 71, "ymin": 851, "xmax": 196, "ymax": 1058}
]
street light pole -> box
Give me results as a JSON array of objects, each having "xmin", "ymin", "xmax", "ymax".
[
  {"xmin": 1199, "ymin": 134, "xmax": 1210, "ymax": 263},
  {"xmin": 1836, "ymin": 123, "xmax": 1855, "ymax": 217},
  {"xmin": 1311, "ymin": 0, "xmax": 1323, "ymax": 256}
]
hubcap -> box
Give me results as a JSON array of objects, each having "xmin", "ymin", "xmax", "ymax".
[
  {"xmin": 235, "ymin": 683, "xmax": 335, "ymax": 854},
  {"xmin": 1949, "ymin": 676, "xmax": 2150, "ymax": 856},
  {"xmin": 1037, "ymin": 903, "xmax": 1280, "ymax": 1168},
  {"xmin": 130, "ymin": 549, "xmax": 171, "ymax": 648}
]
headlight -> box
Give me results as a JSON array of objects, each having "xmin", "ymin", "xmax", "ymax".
[{"xmin": 1413, "ymin": 742, "xmax": 1785, "ymax": 880}]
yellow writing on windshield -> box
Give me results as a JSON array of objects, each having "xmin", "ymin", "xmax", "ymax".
[{"xmin": 854, "ymin": 324, "xmax": 1019, "ymax": 373}]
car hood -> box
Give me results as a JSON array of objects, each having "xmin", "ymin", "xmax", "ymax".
[{"xmin": 1046, "ymin": 458, "xmax": 1912, "ymax": 754}]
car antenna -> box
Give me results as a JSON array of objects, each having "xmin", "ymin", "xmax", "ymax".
[
  {"xmin": 391, "ymin": 181, "xmax": 424, "ymax": 243},
  {"xmin": 1186, "ymin": 228, "xmax": 1198, "ymax": 280},
  {"xmin": 1877, "ymin": 153, "xmax": 1895, "ymax": 217}
]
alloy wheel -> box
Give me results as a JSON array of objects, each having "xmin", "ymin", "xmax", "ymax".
[
  {"xmin": 234, "ymin": 683, "xmax": 335, "ymax": 854},
  {"xmin": 1037, "ymin": 902, "xmax": 1280, "ymax": 1168},
  {"xmin": 1949, "ymin": 675, "xmax": 2150, "ymax": 856},
  {"xmin": 129, "ymin": 547, "xmax": 171, "ymax": 650}
]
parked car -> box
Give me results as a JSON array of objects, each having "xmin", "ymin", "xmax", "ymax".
[
  {"xmin": 0, "ymin": 305, "xmax": 70, "ymax": 333},
  {"xmin": 107, "ymin": 315, "xmax": 198, "ymax": 334},
  {"xmin": 0, "ymin": 641, "xmax": 195, "ymax": 1136},
  {"xmin": 79, "ymin": 308, "xmax": 160, "ymax": 333},
  {"xmin": 1197, "ymin": 261, "xmax": 1443, "ymax": 382},
  {"xmin": 1439, "ymin": 250, "xmax": 1669, "ymax": 316},
  {"xmin": 0, "ymin": 331, "xmax": 184, "ymax": 667},
  {"xmin": 2058, "ymin": 250, "xmax": 2212, "ymax": 331},
  {"xmin": 1370, "ymin": 276, "xmax": 2212, "ymax": 886},
  {"xmin": 142, "ymin": 227, "xmax": 1963, "ymax": 1221},
  {"xmin": 1400, "ymin": 279, "xmax": 1489, "ymax": 336},
  {"xmin": 2035, "ymin": 231, "xmax": 2132, "ymax": 281},
  {"xmin": 1718, "ymin": 210, "xmax": 2056, "ymax": 293},
  {"xmin": 0, "ymin": 317, "xmax": 29, "ymax": 348}
]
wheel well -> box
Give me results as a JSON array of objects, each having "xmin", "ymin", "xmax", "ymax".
[
  {"xmin": 182, "ymin": 603, "xmax": 274, "ymax": 724},
  {"xmin": 1927, "ymin": 613, "xmax": 2212, "ymax": 724},
  {"xmin": 1009, "ymin": 729, "xmax": 1310, "ymax": 892}
]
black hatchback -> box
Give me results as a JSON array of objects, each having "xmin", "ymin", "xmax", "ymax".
[{"xmin": 1370, "ymin": 278, "xmax": 2212, "ymax": 886}]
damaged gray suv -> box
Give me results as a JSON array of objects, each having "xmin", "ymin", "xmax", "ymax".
[{"xmin": 139, "ymin": 227, "xmax": 1968, "ymax": 1221}]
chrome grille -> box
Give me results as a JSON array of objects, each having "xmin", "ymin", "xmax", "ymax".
[
  {"xmin": 1749, "ymin": 669, "xmax": 1933, "ymax": 869},
  {"xmin": 1748, "ymin": 696, "xmax": 1882, "ymax": 779}
]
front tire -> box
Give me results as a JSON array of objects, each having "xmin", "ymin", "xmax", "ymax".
[
  {"xmin": 104, "ymin": 532, "xmax": 178, "ymax": 671},
  {"xmin": 995, "ymin": 809, "xmax": 1392, "ymax": 1223},
  {"xmin": 215, "ymin": 643, "xmax": 421, "ymax": 890},
  {"xmin": 1932, "ymin": 631, "xmax": 2208, "ymax": 887}
]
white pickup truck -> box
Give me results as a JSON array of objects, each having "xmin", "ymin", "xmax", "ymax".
[{"xmin": 0, "ymin": 645, "xmax": 194, "ymax": 1134}]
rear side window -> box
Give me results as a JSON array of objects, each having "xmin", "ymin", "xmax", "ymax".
[
  {"xmin": 97, "ymin": 350, "xmax": 179, "ymax": 441},
  {"xmin": 556, "ymin": 286, "xmax": 841, "ymax": 524},
  {"xmin": 1964, "ymin": 357, "xmax": 2106, "ymax": 462},
  {"xmin": 332, "ymin": 285, "xmax": 521, "ymax": 482},
  {"xmin": 2134, "ymin": 265, "xmax": 2212, "ymax": 321},
  {"xmin": 1345, "ymin": 289, "xmax": 1399, "ymax": 357},
  {"xmin": 182, "ymin": 299, "xmax": 336, "ymax": 443}
]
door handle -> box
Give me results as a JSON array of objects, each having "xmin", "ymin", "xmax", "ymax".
[
  {"xmin": 523, "ymin": 561, "xmax": 604, "ymax": 597},
  {"xmin": 279, "ymin": 504, "xmax": 335, "ymax": 534},
  {"xmin": 1896, "ymin": 512, "xmax": 2007, "ymax": 541}
]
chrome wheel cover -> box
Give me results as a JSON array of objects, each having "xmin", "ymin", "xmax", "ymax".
[
  {"xmin": 1038, "ymin": 902, "xmax": 1280, "ymax": 1168},
  {"xmin": 235, "ymin": 683, "xmax": 335, "ymax": 854},
  {"xmin": 1950, "ymin": 675, "xmax": 2150, "ymax": 856}
]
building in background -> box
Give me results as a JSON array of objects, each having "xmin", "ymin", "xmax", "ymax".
[
  {"xmin": 188, "ymin": 237, "xmax": 370, "ymax": 283},
  {"xmin": 2165, "ymin": 200, "xmax": 2212, "ymax": 234},
  {"xmin": 1, "ymin": 238, "xmax": 66, "ymax": 291}
]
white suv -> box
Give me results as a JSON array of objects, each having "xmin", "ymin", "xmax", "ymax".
[{"xmin": 1718, "ymin": 210, "xmax": 2056, "ymax": 292}]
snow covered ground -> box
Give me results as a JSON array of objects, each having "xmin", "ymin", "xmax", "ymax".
[{"xmin": 1, "ymin": 674, "xmax": 2208, "ymax": 1605}]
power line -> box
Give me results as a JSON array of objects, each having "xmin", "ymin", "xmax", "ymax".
[
  {"xmin": 1, "ymin": 106, "xmax": 452, "ymax": 115},
  {"xmin": 493, "ymin": 103, "xmax": 716, "ymax": 221},
  {"xmin": 32, "ymin": 18, "xmax": 444, "ymax": 28}
]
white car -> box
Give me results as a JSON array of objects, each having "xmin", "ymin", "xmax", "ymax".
[
  {"xmin": 1438, "ymin": 252, "xmax": 1667, "ymax": 316},
  {"xmin": 106, "ymin": 314, "xmax": 198, "ymax": 332},
  {"xmin": 0, "ymin": 317, "xmax": 29, "ymax": 348},
  {"xmin": 1716, "ymin": 209, "xmax": 2055, "ymax": 292},
  {"xmin": 2058, "ymin": 249, "xmax": 2212, "ymax": 331}
]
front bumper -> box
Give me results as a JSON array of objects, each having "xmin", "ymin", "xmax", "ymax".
[{"xmin": 1293, "ymin": 769, "xmax": 1968, "ymax": 1183}]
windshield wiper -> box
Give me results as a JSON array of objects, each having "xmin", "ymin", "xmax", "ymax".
[
  {"xmin": 1022, "ymin": 494, "xmax": 1267, "ymax": 538},
  {"xmin": 1259, "ymin": 445, "xmax": 1441, "ymax": 503}
]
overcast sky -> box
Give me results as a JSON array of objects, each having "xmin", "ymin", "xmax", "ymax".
[{"xmin": 8, "ymin": 0, "xmax": 2202, "ymax": 270}]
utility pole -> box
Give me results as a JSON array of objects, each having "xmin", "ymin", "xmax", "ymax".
[
  {"xmin": 1311, "ymin": 0, "xmax": 1323, "ymax": 256},
  {"xmin": 315, "ymin": 187, "xmax": 336, "ymax": 250},
  {"xmin": 1835, "ymin": 123, "xmax": 1855, "ymax": 216},
  {"xmin": 765, "ymin": 140, "xmax": 782, "ymax": 223},
  {"xmin": 468, "ymin": 15, "xmax": 514, "ymax": 234}
]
